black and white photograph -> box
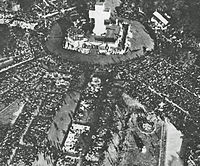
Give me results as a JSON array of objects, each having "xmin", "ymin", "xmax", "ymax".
[{"xmin": 0, "ymin": 0, "xmax": 199, "ymax": 165}]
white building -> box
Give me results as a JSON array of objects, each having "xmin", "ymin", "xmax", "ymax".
[
  {"xmin": 64, "ymin": 1, "xmax": 131, "ymax": 55},
  {"xmin": 153, "ymin": 11, "xmax": 168, "ymax": 25},
  {"xmin": 89, "ymin": 2, "xmax": 111, "ymax": 36},
  {"xmin": 151, "ymin": 11, "xmax": 170, "ymax": 30}
]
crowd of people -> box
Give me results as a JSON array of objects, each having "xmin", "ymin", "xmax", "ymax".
[
  {"xmin": 0, "ymin": 57, "xmax": 76, "ymax": 166},
  {"xmin": 0, "ymin": 0, "xmax": 199, "ymax": 165}
]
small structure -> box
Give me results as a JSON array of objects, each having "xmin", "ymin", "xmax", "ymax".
[
  {"xmin": 64, "ymin": 1, "xmax": 131, "ymax": 55},
  {"xmin": 153, "ymin": 11, "xmax": 168, "ymax": 25},
  {"xmin": 151, "ymin": 11, "xmax": 170, "ymax": 30},
  {"xmin": 89, "ymin": 1, "xmax": 111, "ymax": 36}
]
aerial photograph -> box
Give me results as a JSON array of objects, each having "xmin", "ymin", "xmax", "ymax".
[{"xmin": 0, "ymin": 0, "xmax": 199, "ymax": 165}]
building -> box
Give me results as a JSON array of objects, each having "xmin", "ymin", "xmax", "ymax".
[
  {"xmin": 153, "ymin": 11, "xmax": 168, "ymax": 25},
  {"xmin": 151, "ymin": 11, "xmax": 170, "ymax": 30},
  {"xmin": 89, "ymin": 1, "xmax": 111, "ymax": 36},
  {"xmin": 88, "ymin": 1, "xmax": 122, "ymax": 48},
  {"xmin": 64, "ymin": 1, "xmax": 131, "ymax": 55}
]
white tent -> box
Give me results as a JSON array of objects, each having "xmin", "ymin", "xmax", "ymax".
[{"xmin": 153, "ymin": 11, "xmax": 168, "ymax": 25}]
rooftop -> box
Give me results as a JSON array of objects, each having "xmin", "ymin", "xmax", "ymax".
[{"xmin": 153, "ymin": 11, "xmax": 168, "ymax": 25}]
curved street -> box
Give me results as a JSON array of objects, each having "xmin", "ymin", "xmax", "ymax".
[{"xmin": 46, "ymin": 19, "xmax": 154, "ymax": 66}]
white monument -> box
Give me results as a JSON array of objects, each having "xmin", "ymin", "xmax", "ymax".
[{"xmin": 89, "ymin": 2, "xmax": 111, "ymax": 36}]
